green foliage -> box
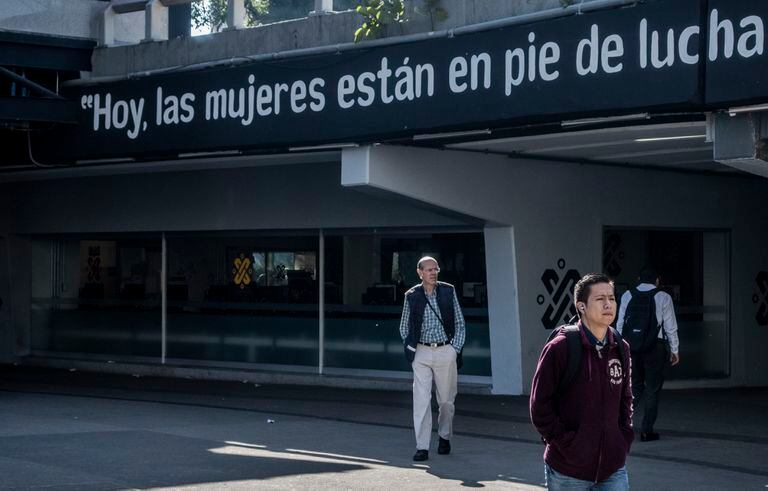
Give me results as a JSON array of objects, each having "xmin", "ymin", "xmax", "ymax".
[
  {"xmin": 191, "ymin": 0, "xmax": 270, "ymax": 32},
  {"xmin": 353, "ymin": 0, "xmax": 405, "ymax": 42},
  {"xmin": 190, "ymin": 0, "xmax": 446, "ymax": 43},
  {"xmin": 191, "ymin": 1, "xmax": 358, "ymax": 32}
]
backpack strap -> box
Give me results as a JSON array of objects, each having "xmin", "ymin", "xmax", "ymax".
[
  {"xmin": 645, "ymin": 288, "xmax": 665, "ymax": 339},
  {"xmin": 554, "ymin": 325, "xmax": 582, "ymax": 397},
  {"xmin": 610, "ymin": 326, "xmax": 629, "ymax": 380},
  {"xmin": 650, "ymin": 288, "xmax": 665, "ymax": 331},
  {"xmin": 422, "ymin": 288, "xmax": 452, "ymax": 341}
]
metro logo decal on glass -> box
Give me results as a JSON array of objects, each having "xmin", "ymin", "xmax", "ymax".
[
  {"xmin": 87, "ymin": 246, "xmax": 102, "ymax": 284},
  {"xmin": 603, "ymin": 233, "xmax": 625, "ymax": 278},
  {"xmin": 232, "ymin": 253, "xmax": 253, "ymax": 289},
  {"xmin": 754, "ymin": 271, "xmax": 768, "ymax": 327}
]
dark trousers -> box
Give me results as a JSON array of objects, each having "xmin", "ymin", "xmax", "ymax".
[{"xmin": 630, "ymin": 340, "xmax": 668, "ymax": 433}]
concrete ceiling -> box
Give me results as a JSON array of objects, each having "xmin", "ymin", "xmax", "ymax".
[{"xmin": 448, "ymin": 121, "xmax": 742, "ymax": 175}]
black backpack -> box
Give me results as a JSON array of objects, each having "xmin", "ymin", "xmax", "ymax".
[
  {"xmin": 621, "ymin": 287, "xmax": 662, "ymax": 353},
  {"xmin": 546, "ymin": 324, "xmax": 626, "ymax": 396}
]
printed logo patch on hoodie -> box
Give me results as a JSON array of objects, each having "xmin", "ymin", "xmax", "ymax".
[{"xmin": 608, "ymin": 358, "xmax": 623, "ymax": 385}]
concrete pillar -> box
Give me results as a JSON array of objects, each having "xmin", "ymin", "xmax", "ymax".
[
  {"xmin": 99, "ymin": 5, "xmax": 116, "ymax": 46},
  {"xmin": 311, "ymin": 0, "xmax": 334, "ymax": 15},
  {"xmin": 713, "ymin": 112, "xmax": 768, "ymax": 178},
  {"xmin": 484, "ymin": 226, "xmax": 523, "ymax": 395},
  {"xmin": 226, "ymin": 0, "xmax": 245, "ymax": 29},
  {"xmin": 144, "ymin": 0, "xmax": 169, "ymax": 42},
  {"xmin": 168, "ymin": 2, "xmax": 192, "ymax": 38}
]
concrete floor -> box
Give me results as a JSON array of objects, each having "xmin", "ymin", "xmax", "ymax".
[{"xmin": 0, "ymin": 366, "xmax": 766, "ymax": 490}]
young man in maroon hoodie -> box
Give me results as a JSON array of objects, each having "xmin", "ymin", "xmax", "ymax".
[{"xmin": 530, "ymin": 273, "xmax": 633, "ymax": 490}]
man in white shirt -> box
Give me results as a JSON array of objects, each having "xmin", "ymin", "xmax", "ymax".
[{"xmin": 616, "ymin": 268, "xmax": 680, "ymax": 442}]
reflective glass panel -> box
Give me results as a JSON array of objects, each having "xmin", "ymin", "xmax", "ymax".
[
  {"xmin": 604, "ymin": 228, "xmax": 729, "ymax": 379},
  {"xmin": 166, "ymin": 235, "xmax": 319, "ymax": 367},
  {"xmin": 31, "ymin": 237, "xmax": 162, "ymax": 357},
  {"xmin": 323, "ymin": 232, "xmax": 491, "ymax": 376}
]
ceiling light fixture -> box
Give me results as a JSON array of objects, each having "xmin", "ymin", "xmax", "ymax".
[
  {"xmin": 727, "ymin": 103, "xmax": 768, "ymax": 115},
  {"xmin": 75, "ymin": 157, "xmax": 135, "ymax": 165},
  {"xmin": 178, "ymin": 150, "xmax": 241, "ymax": 158},
  {"xmin": 561, "ymin": 113, "xmax": 650, "ymax": 127},
  {"xmin": 412, "ymin": 129, "xmax": 491, "ymax": 141},
  {"xmin": 288, "ymin": 143, "xmax": 359, "ymax": 152},
  {"xmin": 635, "ymin": 135, "xmax": 706, "ymax": 142}
]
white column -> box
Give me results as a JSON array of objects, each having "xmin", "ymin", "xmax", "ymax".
[
  {"xmin": 484, "ymin": 226, "xmax": 523, "ymax": 395},
  {"xmin": 99, "ymin": 5, "xmax": 116, "ymax": 46},
  {"xmin": 144, "ymin": 0, "xmax": 169, "ymax": 42},
  {"xmin": 227, "ymin": 0, "xmax": 245, "ymax": 29},
  {"xmin": 311, "ymin": 0, "xmax": 333, "ymax": 15}
]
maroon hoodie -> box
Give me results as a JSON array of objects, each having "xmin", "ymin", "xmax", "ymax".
[{"xmin": 530, "ymin": 322, "xmax": 634, "ymax": 483}]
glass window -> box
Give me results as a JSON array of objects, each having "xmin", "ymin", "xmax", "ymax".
[
  {"xmin": 166, "ymin": 235, "xmax": 319, "ymax": 367},
  {"xmin": 604, "ymin": 228, "xmax": 729, "ymax": 379},
  {"xmin": 31, "ymin": 237, "xmax": 162, "ymax": 358},
  {"xmin": 323, "ymin": 232, "xmax": 491, "ymax": 376},
  {"xmin": 29, "ymin": 230, "xmax": 490, "ymax": 378}
]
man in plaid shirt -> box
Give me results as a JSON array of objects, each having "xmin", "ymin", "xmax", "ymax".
[{"xmin": 399, "ymin": 256, "xmax": 466, "ymax": 461}]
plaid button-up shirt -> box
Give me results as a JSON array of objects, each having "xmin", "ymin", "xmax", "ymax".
[{"xmin": 399, "ymin": 287, "xmax": 466, "ymax": 352}]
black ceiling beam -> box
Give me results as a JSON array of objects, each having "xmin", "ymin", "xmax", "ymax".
[
  {"xmin": 0, "ymin": 30, "xmax": 95, "ymax": 71},
  {"xmin": 0, "ymin": 66, "xmax": 63, "ymax": 99},
  {"xmin": 0, "ymin": 97, "xmax": 77, "ymax": 124}
]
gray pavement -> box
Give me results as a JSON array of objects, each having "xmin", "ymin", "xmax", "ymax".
[{"xmin": 0, "ymin": 366, "xmax": 766, "ymax": 490}]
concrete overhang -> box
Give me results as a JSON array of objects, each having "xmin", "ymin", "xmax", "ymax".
[
  {"xmin": 446, "ymin": 121, "xmax": 736, "ymax": 175},
  {"xmin": 0, "ymin": 150, "xmax": 340, "ymax": 183},
  {"xmin": 341, "ymin": 145, "xmax": 512, "ymax": 226},
  {"xmin": 712, "ymin": 112, "xmax": 768, "ymax": 179}
]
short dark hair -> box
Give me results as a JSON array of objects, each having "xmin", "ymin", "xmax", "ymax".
[
  {"xmin": 638, "ymin": 267, "xmax": 659, "ymax": 284},
  {"xmin": 574, "ymin": 273, "xmax": 613, "ymax": 304}
]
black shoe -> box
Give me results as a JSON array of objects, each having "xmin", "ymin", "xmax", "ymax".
[
  {"xmin": 413, "ymin": 449, "xmax": 429, "ymax": 461},
  {"xmin": 640, "ymin": 432, "xmax": 660, "ymax": 442},
  {"xmin": 437, "ymin": 437, "xmax": 451, "ymax": 455}
]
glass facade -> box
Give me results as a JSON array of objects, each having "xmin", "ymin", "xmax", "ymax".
[
  {"xmin": 29, "ymin": 230, "xmax": 491, "ymax": 376},
  {"xmin": 31, "ymin": 237, "xmax": 162, "ymax": 358},
  {"xmin": 165, "ymin": 235, "xmax": 319, "ymax": 366},
  {"xmin": 604, "ymin": 228, "xmax": 730, "ymax": 379},
  {"xmin": 323, "ymin": 232, "xmax": 491, "ymax": 376}
]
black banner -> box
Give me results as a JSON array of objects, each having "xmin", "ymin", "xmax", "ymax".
[
  {"xmin": 40, "ymin": 0, "xmax": 739, "ymax": 161},
  {"xmin": 706, "ymin": 0, "xmax": 768, "ymax": 106}
]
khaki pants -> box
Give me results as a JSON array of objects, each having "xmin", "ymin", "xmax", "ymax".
[{"xmin": 412, "ymin": 343, "xmax": 458, "ymax": 450}]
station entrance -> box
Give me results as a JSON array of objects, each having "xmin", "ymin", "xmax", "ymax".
[{"xmin": 603, "ymin": 228, "xmax": 729, "ymax": 380}]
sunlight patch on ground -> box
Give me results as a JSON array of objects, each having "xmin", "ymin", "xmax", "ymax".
[
  {"xmin": 223, "ymin": 440, "xmax": 267, "ymax": 449},
  {"xmin": 207, "ymin": 443, "xmax": 376, "ymax": 467},
  {"xmin": 285, "ymin": 448, "xmax": 389, "ymax": 464}
]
